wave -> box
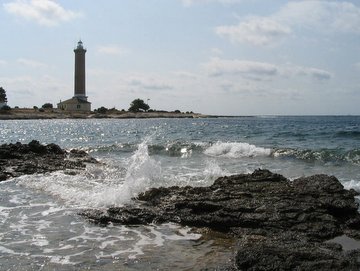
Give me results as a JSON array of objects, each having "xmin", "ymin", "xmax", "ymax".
[
  {"xmin": 335, "ymin": 131, "xmax": 360, "ymax": 139},
  {"xmin": 204, "ymin": 142, "xmax": 271, "ymax": 158},
  {"xmin": 15, "ymin": 141, "xmax": 228, "ymax": 208},
  {"xmin": 77, "ymin": 143, "xmax": 136, "ymax": 154},
  {"xmin": 82, "ymin": 141, "xmax": 207, "ymax": 158},
  {"xmin": 16, "ymin": 141, "xmax": 163, "ymax": 208},
  {"xmin": 149, "ymin": 142, "xmax": 206, "ymax": 157},
  {"xmin": 273, "ymin": 148, "xmax": 360, "ymax": 165},
  {"xmin": 81, "ymin": 140, "xmax": 360, "ymax": 165}
]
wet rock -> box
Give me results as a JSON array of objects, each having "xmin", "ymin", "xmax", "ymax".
[
  {"xmin": 235, "ymin": 232, "xmax": 360, "ymax": 271},
  {"xmin": 0, "ymin": 140, "xmax": 97, "ymax": 181},
  {"xmin": 81, "ymin": 169, "xmax": 360, "ymax": 270}
]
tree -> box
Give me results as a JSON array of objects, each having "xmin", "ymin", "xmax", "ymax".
[
  {"xmin": 42, "ymin": 103, "xmax": 53, "ymax": 109},
  {"xmin": 128, "ymin": 98, "xmax": 150, "ymax": 112},
  {"xmin": 0, "ymin": 87, "xmax": 7, "ymax": 103},
  {"xmin": 0, "ymin": 105, "xmax": 10, "ymax": 111},
  {"xmin": 96, "ymin": 106, "xmax": 108, "ymax": 114}
]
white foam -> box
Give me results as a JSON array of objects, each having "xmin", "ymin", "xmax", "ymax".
[
  {"xmin": 122, "ymin": 140, "xmax": 162, "ymax": 200},
  {"xmin": 343, "ymin": 180, "xmax": 360, "ymax": 192},
  {"xmin": 0, "ymin": 245, "xmax": 29, "ymax": 256},
  {"xmin": 203, "ymin": 160, "xmax": 228, "ymax": 184},
  {"xmin": 204, "ymin": 141, "xmax": 271, "ymax": 158},
  {"xmin": 16, "ymin": 140, "xmax": 162, "ymax": 208}
]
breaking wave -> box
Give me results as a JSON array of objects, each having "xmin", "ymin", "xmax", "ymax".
[
  {"xmin": 16, "ymin": 140, "xmax": 162, "ymax": 208},
  {"xmin": 273, "ymin": 148, "xmax": 360, "ymax": 165},
  {"xmin": 204, "ymin": 142, "xmax": 271, "ymax": 158}
]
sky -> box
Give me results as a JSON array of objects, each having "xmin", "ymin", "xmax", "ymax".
[{"xmin": 1, "ymin": 0, "xmax": 360, "ymax": 115}]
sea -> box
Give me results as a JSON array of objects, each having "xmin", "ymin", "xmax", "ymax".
[{"xmin": 0, "ymin": 116, "xmax": 359, "ymax": 270}]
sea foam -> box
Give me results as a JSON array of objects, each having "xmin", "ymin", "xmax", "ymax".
[
  {"xmin": 16, "ymin": 140, "xmax": 162, "ymax": 208},
  {"xmin": 204, "ymin": 142, "xmax": 271, "ymax": 158}
]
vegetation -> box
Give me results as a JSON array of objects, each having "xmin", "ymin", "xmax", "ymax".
[
  {"xmin": 95, "ymin": 106, "xmax": 108, "ymax": 114},
  {"xmin": 42, "ymin": 103, "xmax": 53, "ymax": 109},
  {"xmin": 0, "ymin": 87, "xmax": 7, "ymax": 104},
  {"xmin": 0, "ymin": 105, "xmax": 11, "ymax": 111},
  {"xmin": 128, "ymin": 99, "xmax": 150, "ymax": 112}
]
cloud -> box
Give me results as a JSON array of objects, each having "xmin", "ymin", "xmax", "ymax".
[
  {"xmin": 1, "ymin": 74, "xmax": 71, "ymax": 107},
  {"xmin": 0, "ymin": 60, "xmax": 7, "ymax": 66},
  {"xmin": 17, "ymin": 58, "xmax": 47, "ymax": 68},
  {"xmin": 3, "ymin": 0, "xmax": 82, "ymax": 26},
  {"xmin": 216, "ymin": 17, "xmax": 291, "ymax": 46},
  {"xmin": 276, "ymin": 1, "xmax": 360, "ymax": 34},
  {"xmin": 97, "ymin": 45, "xmax": 129, "ymax": 56},
  {"xmin": 182, "ymin": 0, "xmax": 242, "ymax": 7},
  {"xmin": 127, "ymin": 75, "xmax": 173, "ymax": 91},
  {"xmin": 203, "ymin": 58, "xmax": 278, "ymax": 77},
  {"xmin": 216, "ymin": 1, "xmax": 360, "ymax": 46},
  {"xmin": 299, "ymin": 67, "xmax": 332, "ymax": 81},
  {"xmin": 283, "ymin": 64, "xmax": 333, "ymax": 81},
  {"xmin": 172, "ymin": 71, "xmax": 198, "ymax": 80},
  {"xmin": 203, "ymin": 58, "xmax": 332, "ymax": 82}
]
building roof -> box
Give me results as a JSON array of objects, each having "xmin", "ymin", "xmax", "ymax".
[{"xmin": 58, "ymin": 97, "xmax": 91, "ymax": 105}]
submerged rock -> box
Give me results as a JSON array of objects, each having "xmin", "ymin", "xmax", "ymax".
[
  {"xmin": 0, "ymin": 140, "xmax": 97, "ymax": 181},
  {"xmin": 81, "ymin": 169, "xmax": 360, "ymax": 270}
]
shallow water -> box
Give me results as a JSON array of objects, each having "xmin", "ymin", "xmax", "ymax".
[{"xmin": 0, "ymin": 116, "xmax": 359, "ymax": 269}]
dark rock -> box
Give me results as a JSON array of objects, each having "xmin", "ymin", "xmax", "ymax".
[
  {"xmin": 68, "ymin": 148, "xmax": 98, "ymax": 163},
  {"xmin": 28, "ymin": 140, "xmax": 47, "ymax": 154},
  {"xmin": 0, "ymin": 141, "xmax": 97, "ymax": 181},
  {"xmin": 81, "ymin": 169, "xmax": 360, "ymax": 270},
  {"xmin": 235, "ymin": 233, "xmax": 360, "ymax": 271}
]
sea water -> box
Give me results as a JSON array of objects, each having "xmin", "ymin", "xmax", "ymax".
[{"xmin": 0, "ymin": 116, "xmax": 359, "ymax": 270}]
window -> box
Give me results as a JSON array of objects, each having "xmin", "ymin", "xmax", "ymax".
[{"xmin": 77, "ymin": 104, "xmax": 81, "ymax": 109}]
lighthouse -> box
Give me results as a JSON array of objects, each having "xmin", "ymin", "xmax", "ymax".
[
  {"xmin": 74, "ymin": 40, "xmax": 87, "ymax": 100},
  {"xmin": 57, "ymin": 40, "xmax": 91, "ymax": 112}
]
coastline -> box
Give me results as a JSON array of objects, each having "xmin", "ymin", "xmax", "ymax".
[
  {"xmin": 2, "ymin": 140, "xmax": 360, "ymax": 269},
  {"xmin": 0, "ymin": 108, "xmax": 214, "ymax": 120}
]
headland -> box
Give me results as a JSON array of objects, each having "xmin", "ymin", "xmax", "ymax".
[{"xmin": 0, "ymin": 108, "xmax": 210, "ymax": 120}]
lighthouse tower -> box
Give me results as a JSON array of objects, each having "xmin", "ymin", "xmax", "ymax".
[
  {"xmin": 74, "ymin": 40, "xmax": 87, "ymax": 100},
  {"xmin": 57, "ymin": 40, "xmax": 91, "ymax": 112}
]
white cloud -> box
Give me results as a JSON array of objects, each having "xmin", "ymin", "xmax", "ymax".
[
  {"xmin": 216, "ymin": 17, "xmax": 291, "ymax": 46},
  {"xmin": 0, "ymin": 60, "xmax": 7, "ymax": 66},
  {"xmin": 216, "ymin": 1, "xmax": 360, "ymax": 46},
  {"xmin": 282, "ymin": 64, "xmax": 332, "ymax": 81},
  {"xmin": 97, "ymin": 45, "xmax": 129, "ymax": 56},
  {"xmin": 203, "ymin": 58, "xmax": 332, "ymax": 81},
  {"xmin": 127, "ymin": 75, "xmax": 174, "ymax": 91},
  {"xmin": 182, "ymin": 0, "xmax": 242, "ymax": 7},
  {"xmin": 276, "ymin": 1, "xmax": 360, "ymax": 33},
  {"xmin": 4, "ymin": 0, "xmax": 82, "ymax": 26},
  {"xmin": 203, "ymin": 58, "xmax": 278, "ymax": 77},
  {"xmin": 1, "ymin": 74, "xmax": 70, "ymax": 107},
  {"xmin": 297, "ymin": 67, "xmax": 332, "ymax": 81},
  {"xmin": 172, "ymin": 71, "xmax": 198, "ymax": 80},
  {"xmin": 17, "ymin": 58, "xmax": 47, "ymax": 68}
]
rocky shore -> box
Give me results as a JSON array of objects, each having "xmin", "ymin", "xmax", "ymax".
[
  {"xmin": 82, "ymin": 169, "xmax": 360, "ymax": 270},
  {"xmin": 2, "ymin": 141, "xmax": 360, "ymax": 269},
  {"xmin": 0, "ymin": 140, "xmax": 97, "ymax": 181},
  {"xmin": 0, "ymin": 108, "xmax": 209, "ymax": 120}
]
